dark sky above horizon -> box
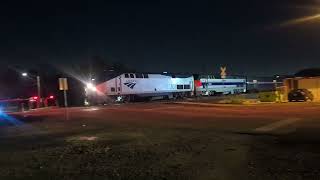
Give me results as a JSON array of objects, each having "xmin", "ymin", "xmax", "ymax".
[{"xmin": 1, "ymin": 0, "xmax": 320, "ymax": 76}]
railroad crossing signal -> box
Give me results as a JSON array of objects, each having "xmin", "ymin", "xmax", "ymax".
[{"xmin": 220, "ymin": 66, "xmax": 227, "ymax": 79}]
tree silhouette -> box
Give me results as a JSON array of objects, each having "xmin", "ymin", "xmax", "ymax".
[{"xmin": 295, "ymin": 68, "xmax": 320, "ymax": 77}]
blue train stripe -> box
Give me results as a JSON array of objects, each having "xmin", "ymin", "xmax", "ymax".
[{"xmin": 201, "ymin": 82, "xmax": 245, "ymax": 85}]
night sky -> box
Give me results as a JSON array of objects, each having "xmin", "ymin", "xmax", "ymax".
[{"xmin": 1, "ymin": 0, "xmax": 320, "ymax": 76}]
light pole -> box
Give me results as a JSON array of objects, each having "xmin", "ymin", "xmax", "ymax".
[
  {"xmin": 22, "ymin": 73, "xmax": 42, "ymax": 108},
  {"xmin": 36, "ymin": 75, "xmax": 41, "ymax": 107}
]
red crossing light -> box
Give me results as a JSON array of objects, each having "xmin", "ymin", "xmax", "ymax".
[
  {"xmin": 194, "ymin": 80, "xmax": 202, "ymax": 87},
  {"xmin": 49, "ymin": 95, "xmax": 54, "ymax": 99}
]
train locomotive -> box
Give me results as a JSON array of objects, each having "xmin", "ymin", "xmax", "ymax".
[{"xmin": 86, "ymin": 73, "xmax": 246, "ymax": 104}]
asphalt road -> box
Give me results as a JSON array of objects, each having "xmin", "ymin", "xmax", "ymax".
[{"xmin": 1, "ymin": 102, "xmax": 320, "ymax": 179}]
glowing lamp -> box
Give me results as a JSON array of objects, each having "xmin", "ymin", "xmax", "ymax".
[{"xmin": 86, "ymin": 83, "xmax": 97, "ymax": 91}]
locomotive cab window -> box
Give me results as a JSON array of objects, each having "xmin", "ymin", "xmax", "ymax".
[
  {"xmin": 130, "ymin": 74, "xmax": 135, "ymax": 78},
  {"xmin": 184, "ymin": 85, "xmax": 191, "ymax": 89},
  {"xmin": 135, "ymin": 73, "xmax": 143, "ymax": 78},
  {"xmin": 124, "ymin": 74, "xmax": 129, "ymax": 78},
  {"xmin": 177, "ymin": 85, "xmax": 183, "ymax": 89}
]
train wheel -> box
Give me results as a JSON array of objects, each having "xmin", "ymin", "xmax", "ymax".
[
  {"xmin": 123, "ymin": 95, "xmax": 133, "ymax": 103},
  {"xmin": 209, "ymin": 91, "xmax": 216, "ymax": 96}
]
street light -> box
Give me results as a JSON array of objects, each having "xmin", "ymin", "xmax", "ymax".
[{"xmin": 22, "ymin": 72, "xmax": 42, "ymax": 108}]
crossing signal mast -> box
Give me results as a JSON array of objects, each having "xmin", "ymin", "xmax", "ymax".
[{"xmin": 220, "ymin": 66, "xmax": 227, "ymax": 79}]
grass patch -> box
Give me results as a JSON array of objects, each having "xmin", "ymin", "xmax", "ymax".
[{"xmin": 218, "ymin": 95, "xmax": 246, "ymax": 104}]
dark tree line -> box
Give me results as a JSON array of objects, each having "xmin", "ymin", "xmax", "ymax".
[{"xmin": 295, "ymin": 68, "xmax": 320, "ymax": 77}]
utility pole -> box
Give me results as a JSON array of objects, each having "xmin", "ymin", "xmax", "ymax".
[
  {"xmin": 22, "ymin": 72, "xmax": 42, "ymax": 108},
  {"xmin": 63, "ymin": 90, "xmax": 68, "ymax": 107},
  {"xmin": 36, "ymin": 76, "xmax": 41, "ymax": 108}
]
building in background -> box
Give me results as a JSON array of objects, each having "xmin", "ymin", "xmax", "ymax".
[{"xmin": 284, "ymin": 77, "xmax": 320, "ymax": 101}]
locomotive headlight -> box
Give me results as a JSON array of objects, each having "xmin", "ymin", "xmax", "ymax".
[
  {"xmin": 86, "ymin": 83, "xmax": 93, "ymax": 89},
  {"xmin": 86, "ymin": 83, "xmax": 97, "ymax": 91}
]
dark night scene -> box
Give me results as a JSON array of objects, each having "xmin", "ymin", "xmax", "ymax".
[{"xmin": 1, "ymin": 0, "xmax": 320, "ymax": 179}]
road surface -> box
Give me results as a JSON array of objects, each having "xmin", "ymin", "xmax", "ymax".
[{"xmin": 1, "ymin": 102, "xmax": 320, "ymax": 179}]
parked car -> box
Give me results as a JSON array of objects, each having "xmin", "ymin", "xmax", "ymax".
[{"xmin": 288, "ymin": 89, "xmax": 314, "ymax": 102}]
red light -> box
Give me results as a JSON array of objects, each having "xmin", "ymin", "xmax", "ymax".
[
  {"xmin": 194, "ymin": 80, "xmax": 202, "ymax": 87},
  {"xmin": 49, "ymin": 95, "xmax": 54, "ymax": 99},
  {"xmin": 33, "ymin": 96, "xmax": 38, "ymax": 100}
]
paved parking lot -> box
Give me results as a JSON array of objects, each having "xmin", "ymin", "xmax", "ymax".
[{"xmin": 1, "ymin": 102, "xmax": 320, "ymax": 179}]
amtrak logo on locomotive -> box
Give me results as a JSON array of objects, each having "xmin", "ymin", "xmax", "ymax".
[{"xmin": 124, "ymin": 81, "xmax": 136, "ymax": 89}]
